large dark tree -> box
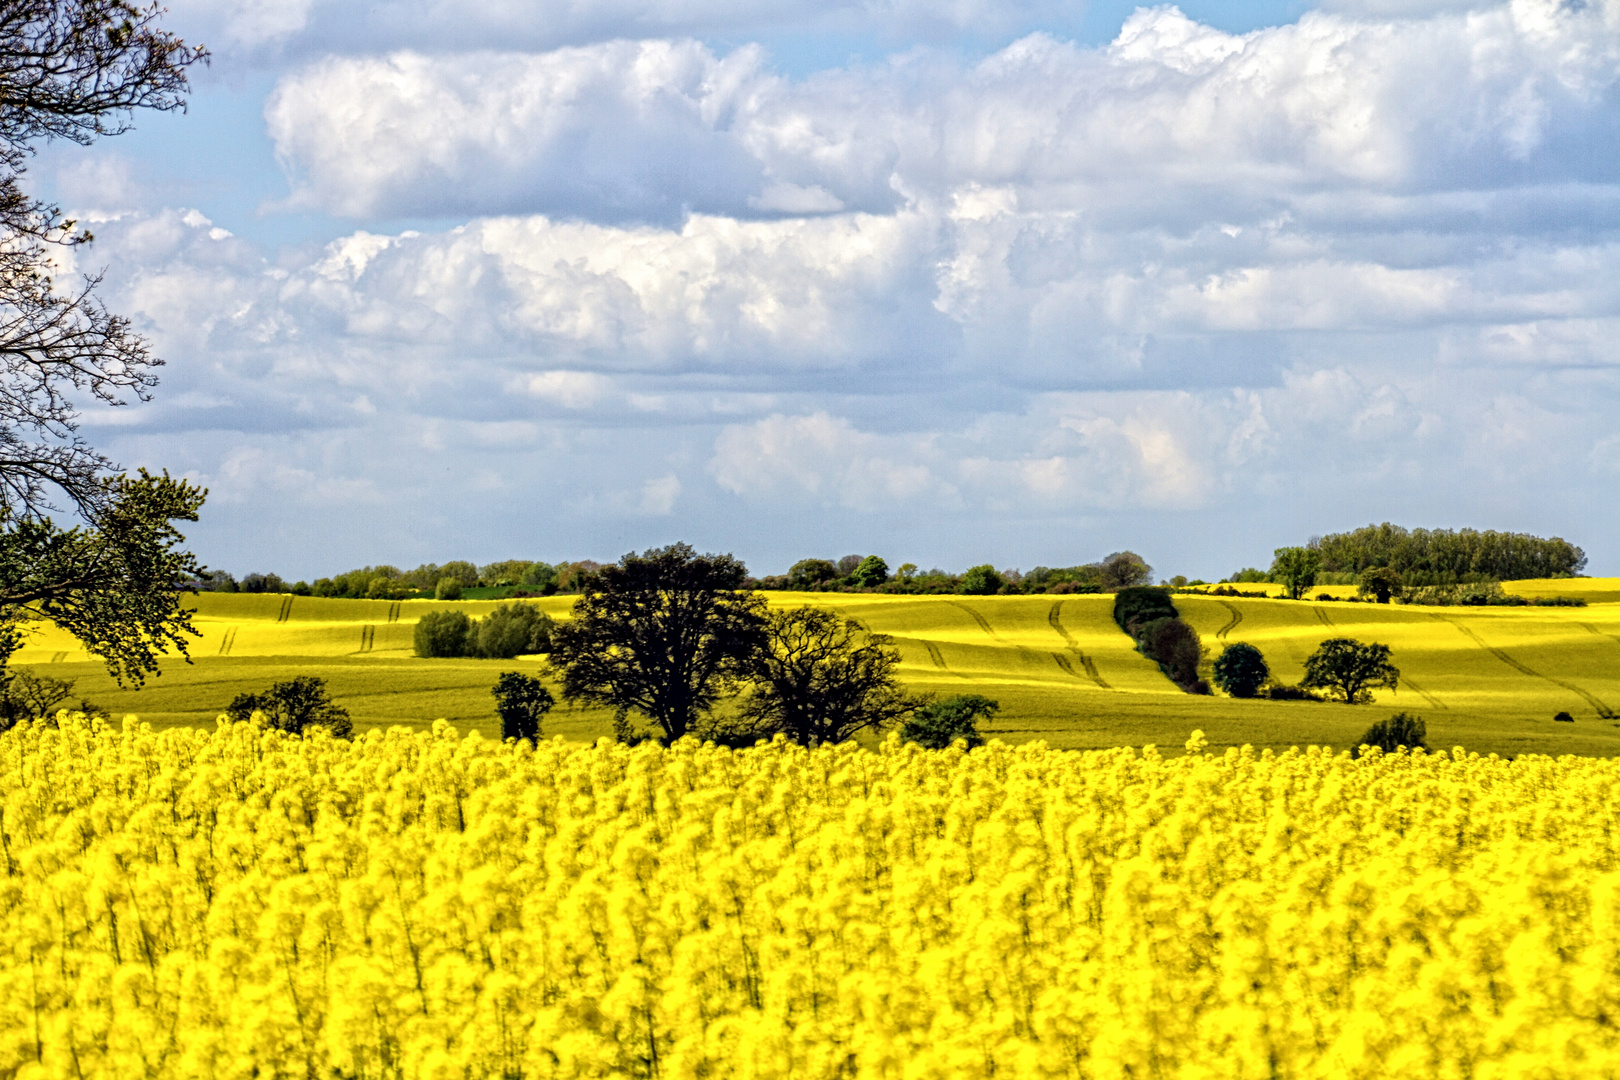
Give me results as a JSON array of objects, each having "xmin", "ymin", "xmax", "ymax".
[
  {"xmin": 548, "ymin": 543, "xmax": 767, "ymax": 742},
  {"xmin": 738, "ymin": 606, "xmax": 917, "ymax": 746},
  {"xmin": 0, "ymin": 3, "xmax": 206, "ymax": 691},
  {"xmin": 226, "ymin": 675, "xmax": 352, "ymax": 739}
]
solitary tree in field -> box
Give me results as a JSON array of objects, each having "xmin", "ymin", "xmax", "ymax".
[
  {"xmin": 547, "ymin": 543, "xmax": 767, "ymax": 742},
  {"xmin": 227, "ymin": 676, "xmax": 352, "ymax": 738},
  {"xmin": 1300, "ymin": 638, "xmax": 1399, "ymax": 704},
  {"xmin": 492, "ymin": 671, "xmax": 553, "ymax": 744},
  {"xmin": 1098, "ymin": 552, "xmax": 1153, "ymax": 591},
  {"xmin": 738, "ymin": 606, "xmax": 917, "ymax": 746},
  {"xmin": 1212, "ymin": 642, "xmax": 1269, "ymax": 698},
  {"xmin": 1272, "ymin": 547, "xmax": 1321, "ymax": 600}
]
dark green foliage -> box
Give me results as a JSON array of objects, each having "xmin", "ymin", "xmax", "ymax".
[
  {"xmin": 240, "ymin": 572, "xmax": 285, "ymax": 594},
  {"xmin": 1112, "ymin": 586, "xmax": 1176, "ymax": 634},
  {"xmin": 788, "ymin": 558, "xmax": 838, "ymax": 589},
  {"xmin": 1312, "ymin": 523, "xmax": 1585, "ymax": 581},
  {"xmin": 0, "ymin": 470, "xmax": 205, "ymax": 687},
  {"xmin": 474, "ymin": 603, "xmax": 554, "ymax": 659},
  {"xmin": 1354, "ymin": 712, "xmax": 1426, "ymax": 757},
  {"xmin": 1271, "ymin": 546, "xmax": 1321, "ymax": 600},
  {"xmin": 1261, "ymin": 684, "xmax": 1323, "ymax": 701},
  {"xmin": 737, "ymin": 606, "xmax": 917, "ymax": 746},
  {"xmin": 1554, "ymin": 711, "xmax": 1574, "ymax": 723},
  {"xmin": 434, "ymin": 577, "xmax": 463, "ymax": 600},
  {"xmin": 849, "ymin": 555, "xmax": 889, "ymax": 588},
  {"xmin": 1138, "ymin": 617, "xmax": 1204, "ymax": 690},
  {"xmin": 520, "ymin": 562, "xmax": 559, "ymax": 594},
  {"xmin": 226, "ymin": 675, "xmax": 352, "ymax": 738},
  {"xmin": 1301, "ymin": 638, "xmax": 1399, "ymax": 704},
  {"xmin": 492, "ymin": 671, "xmax": 553, "ymax": 743},
  {"xmin": 1357, "ymin": 566, "xmax": 1404, "ymax": 603},
  {"xmin": 1212, "ymin": 642, "xmax": 1269, "ymax": 698},
  {"xmin": 959, "ymin": 564, "xmax": 1004, "ymax": 595},
  {"xmin": 414, "ymin": 610, "xmax": 473, "ymax": 657},
  {"xmin": 548, "ymin": 542, "xmax": 768, "ymax": 743},
  {"xmin": 899, "ymin": 694, "xmax": 998, "ymax": 750},
  {"xmin": 1097, "ymin": 551, "xmax": 1153, "ymax": 590}
]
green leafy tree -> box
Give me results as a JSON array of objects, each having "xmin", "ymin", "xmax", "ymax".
[
  {"xmin": 548, "ymin": 542, "xmax": 767, "ymax": 743},
  {"xmin": 1354, "ymin": 712, "xmax": 1426, "ymax": 757},
  {"xmin": 474, "ymin": 603, "xmax": 554, "ymax": 658},
  {"xmin": 438, "ymin": 560, "xmax": 479, "ymax": 587},
  {"xmin": 1356, "ymin": 566, "xmax": 1404, "ymax": 604},
  {"xmin": 1271, "ymin": 546, "xmax": 1321, "ymax": 600},
  {"xmin": 521, "ymin": 561, "xmax": 559, "ymax": 594},
  {"xmin": 1301, "ymin": 638, "xmax": 1399, "ymax": 704},
  {"xmin": 787, "ymin": 558, "xmax": 838, "ymax": 589},
  {"xmin": 1098, "ymin": 551, "xmax": 1153, "ymax": 591},
  {"xmin": 896, "ymin": 563, "xmax": 918, "ymax": 582},
  {"xmin": 414, "ymin": 610, "xmax": 472, "ymax": 657},
  {"xmin": 849, "ymin": 555, "xmax": 889, "ymax": 588},
  {"xmin": 899, "ymin": 694, "xmax": 998, "ymax": 750},
  {"xmin": 1211, "ymin": 642, "xmax": 1269, "ymax": 698},
  {"xmin": 0, "ymin": 470, "xmax": 204, "ymax": 686},
  {"xmin": 491, "ymin": 671, "xmax": 553, "ymax": 743},
  {"xmin": 959, "ymin": 564, "xmax": 1004, "ymax": 595},
  {"xmin": 737, "ymin": 606, "xmax": 917, "ymax": 746},
  {"xmin": 434, "ymin": 577, "xmax": 463, "ymax": 600},
  {"xmin": 226, "ymin": 675, "xmax": 352, "ymax": 738},
  {"xmin": 1139, "ymin": 617, "xmax": 1204, "ymax": 690}
]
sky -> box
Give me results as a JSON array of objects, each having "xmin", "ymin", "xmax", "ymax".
[{"xmin": 27, "ymin": 0, "xmax": 1620, "ymax": 582}]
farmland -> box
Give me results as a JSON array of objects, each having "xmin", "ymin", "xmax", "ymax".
[{"xmin": 14, "ymin": 581, "xmax": 1620, "ymax": 756}]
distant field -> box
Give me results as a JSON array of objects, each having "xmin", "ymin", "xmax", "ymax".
[{"xmin": 13, "ymin": 581, "xmax": 1620, "ymax": 756}]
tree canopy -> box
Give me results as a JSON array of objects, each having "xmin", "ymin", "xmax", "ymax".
[
  {"xmin": 1271, "ymin": 547, "xmax": 1321, "ymax": 600},
  {"xmin": 737, "ymin": 606, "xmax": 917, "ymax": 746},
  {"xmin": 1311, "ymin": 524, "xmax": 1584, "ymax": 581},
  {"xmin": 547, "ymin": 543, "xmax": 767, "ymax": 742},
  {"xmin": 1301, "ymin": 638, "xmax": 1399, "ymax": 704}
]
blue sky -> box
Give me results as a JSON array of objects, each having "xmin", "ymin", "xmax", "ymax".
[{"xmin": 31, "ymin": 0, "xmax": 1620, "ymax": 581}]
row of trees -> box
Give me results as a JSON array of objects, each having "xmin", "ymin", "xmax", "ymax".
[
  {"xmin": 414, "ymin": 603, "xmax": 556, "ymax": 659},
  {"xmin": 1230, "ymin": 525, "xmax": 1586, "ymax": 592},
  {"xmin": 1113, "ymin": 587, "xmax": 1206, "ymax": 693},
  {"xmin": 544, "ymin": 544, "xmax": 999, "ymax": 747},
  {"xmin": 190, "ymin": 559, "xmax": 609, "ymax": 600},
  {"xmin": 764, "ymin": 551, "xmax": 1153, "ymax": 595}
]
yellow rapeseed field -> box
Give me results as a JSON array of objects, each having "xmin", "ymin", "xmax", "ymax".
[{"xmin": 3, "ymin": 714, "xmax": 1619, "ymax": 1078}]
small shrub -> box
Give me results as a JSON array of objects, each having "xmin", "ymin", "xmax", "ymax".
[
  {"xmin": 1261, "ymin": 684, "xmax": 1323, "ymax": 702},
  {"xmin": 415, "ymin": 610, "xmax": 473, "ymax": 657},
  {"xmin": 226, "ymin": 676, "xmax": 352, "ymax": 738},
  {"xmin": 1554, "ymin": 711, "xmax": 1575, "ymax": 723},
  {"xmin": 899, "ymin": 694, "xmax": 998, "ymax": 749},
  {"xmin": 492, "ymin": 671, "xmax": 554, "ymax": 743},
  {"xmin": 1212, "ymin": 642, "xmax": 1269, "ymax": 698},
  {"xmin": 435, "ymin": 577, "xmax": 464, "ymax": 600},
  {"xmin": 1355, "ymin": 712, "xmax": 1426, "ymax": 757}
]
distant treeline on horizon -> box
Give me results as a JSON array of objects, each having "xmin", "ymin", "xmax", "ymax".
[{"xmin": 193, "ymin": 523, "xmax": 1587, "ymax": 601}]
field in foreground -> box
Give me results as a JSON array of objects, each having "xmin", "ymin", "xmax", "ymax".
[
  {"xmin": 11, "ymin": 581, "xmax": 1620, "ymax": 756},
  {"xmin": 2, "ymin": 717, "xmax": 1617, "ymax": 1078}
]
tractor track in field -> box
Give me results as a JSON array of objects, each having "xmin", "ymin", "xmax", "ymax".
[
  {"xmin": 276, "ymin": 596, "xmax": 294, "ymax": 623},
  {"xmin": 1401, "ymin": 676, "xmax": 1448, "ymax": 711},
  {"xmin": 1579, "ymin": 622, "xmax": 1620, "ymax": 648},
  {"xmin": 50, "ymin": 651, "xmax": 66, "ymax": 664},
  {"xmin": 1434, "ymin": 614, "xmax": 1615, "ymax": 719},
  {"xmin": 1314, "ymin": 606, "xmax": 1336, "ymax": 628},
  {"xmin": 948, "ymin": 601, "xmax": 1002, "ymax": 640},
  {"xmin": 1214, "ymin": 601, "xmax": 1243, "ymax": 640},
  {"xmin": 217, "ymin": 628, "xmax": 237, "ymax": 657},
  {"xmin": 358, "ymin": 625, "xmax": 376, "ymax": 654},
  {"xmin": 922, "ymin": 640, "xmax": 948, "ymax": 670},
  {"xmin": 1047, "ymin": 600, "xmax": 1112, "ymax": 690}
]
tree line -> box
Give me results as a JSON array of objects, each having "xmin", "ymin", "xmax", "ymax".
[{"xmin": 1227, "ymin": 524, "xmax": 1585, "ymax": 589}]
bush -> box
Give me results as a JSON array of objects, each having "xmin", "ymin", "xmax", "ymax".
[
  {"xmin": 1212, "ymin": 642, "xmax": 1269, "ymax": 698},
  {"xmin": 1554, "ymin": 711, "xmax": 1574, "ymax": 723},
  {"xmin": 788, "ymin": 559, "xmax": 839, "ymax": 589},
  {"xmin": 435, "ymin": 577, "xmax": 463, "ymax": 600},
  {"xmin": 899, "ymin": 694, "xmax": 998, "ymax": 750},
  {"xmin": 1355, "ymin": 712, "xmax": 1426, "ymax": 757},
  {"xmin": 474, "ymin": 603, "xmax": 555, "ymax": 659},
  {"xmin": 415, "ymin": 610, "xmax": 473, "ymax": 657},
  {"xmin": 1357, "ymin": 566, "xmax": 1404, "ymax": 604},
  {"xmin": 1112, "ymin": 586, "xmax": 1176, "ymax": 634},
  {"xmin": 492, "ymin": 671, "xmax": 553, "ymax": 743},
  {"xmin": 959, "ymin": 565, "xmax": 1004, "ymax": 595},
  {"xmin": 1261, "ymin": 684, "xmax": 1323, "ymax": 701},
  {"xmin": 226, "ymin": 675, "xmax": 352, "ymax": 738},
  {"xmin": 849, "ymin": 555, "xmax": 889, "ymax": 588},
  {"xmin": 1140, "ymin": 618, "xmax": 1203, "ymax": 689}
]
